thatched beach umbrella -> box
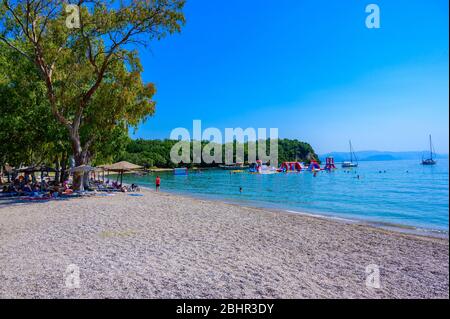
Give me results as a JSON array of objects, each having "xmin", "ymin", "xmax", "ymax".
[
  {"xmin": 95, "ymin": 165, "xmax": 109, "ymax": 182},
  {"xmin": 103, "ymin": 161, "xmax": 142, "ymax": 186},
  {"xmin": 93, "ymin": 165, "xmax": 104, "ymax": 181},
  {"xmin": 17, "ymin": 165, "xmax": 58, "ymax": 184},
  {"xmin": 17, "ymin": 165, "xmax": 56, "ymax": 173},
  {"xmin": 17, "ymin": 166, "xmax": 34, "ymax": 173}
]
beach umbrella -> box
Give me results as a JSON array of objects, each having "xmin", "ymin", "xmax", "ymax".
[
  {"xmin": 99, "ymin": 164, "xmax": 112, "ymax": 179},
  {"xmin": 103, "ymin": 161, "xmax": 143, "ymax": 171},
  {"xmin": 17, "ymin": 166, "xmax": 35, "ymax": 173},
  {"xmin": 95, "ymin": 166, "xmax": 107, "ymax": 182},
  {"xmin": 103, "ymin": 161, "xmax": 142, "ymax": 185},
  {"xmin": 16, "ymin": 165, "xmax": 56, "ymax": 173}
]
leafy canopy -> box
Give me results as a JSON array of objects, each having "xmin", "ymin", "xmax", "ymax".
[{"xmin": 0, "ymin": 0, "xmax": 185, "ymax": 167}]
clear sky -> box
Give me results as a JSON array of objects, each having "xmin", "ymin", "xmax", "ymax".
[{"xmin": 131, "ymin": 0, "xmax": 449, "ymax": 154}]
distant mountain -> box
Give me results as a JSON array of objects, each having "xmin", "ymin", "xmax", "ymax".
[{"xmin": 319, "ymin": 151, "xmax": 449, "ymax": 162}]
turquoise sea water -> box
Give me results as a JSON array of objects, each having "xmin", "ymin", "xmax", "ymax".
[{"xmin": 122, "ymin": 159, "xmax": 449, "ymax": 232}]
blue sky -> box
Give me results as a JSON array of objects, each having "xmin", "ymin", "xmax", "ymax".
[{"xmin": 131, "ymin": 0, "xmax": 449, "ymax": 154}]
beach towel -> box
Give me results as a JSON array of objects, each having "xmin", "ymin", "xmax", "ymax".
[
  {"xmin": 21, "ymin": 196, "xmax": 51, "ymax": 201},
  {"xmin": 0, "ymin": 192, "xmax": 18, "ymax": 198}
]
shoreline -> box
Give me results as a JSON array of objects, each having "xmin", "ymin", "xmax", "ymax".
[
  {"xmin": 162, "ymin": 190, "xmax": 449, "ymax": 243},
  {"xmin": 151, "ymin": 190, "xmax": 449, "ymax": 242},
  {"xmin": 0, "ymin": 189, "xmax": 448, "ymax": 298},
  {"xmin": 138, "ymin": 186, "xmax": 449, "ymax": 239}
]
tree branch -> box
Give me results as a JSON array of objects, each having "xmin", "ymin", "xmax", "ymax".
[{"xmin": 0, "ymin": 36, "xmax": 33, "ymax": 63}]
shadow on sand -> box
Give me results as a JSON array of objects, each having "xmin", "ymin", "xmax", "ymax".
[{"xmin": 0, "ymin": 195, "xmax": 73, "ymax": 208}]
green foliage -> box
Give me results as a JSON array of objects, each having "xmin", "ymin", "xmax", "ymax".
[
  {"xmin": 0, "ymin": 1, "xmax": 186, "ymax": 180},
  {"xmin": 116, "ymin": 139, "xmax": 177, "ymax": 168},
  {"xmin": 0, "ymin": 42, "xmax": 131, "ymax": 168},
  {"xmin": 277, "ymin": 139, "xmax": 319, "ymax": 164},
  {"xmin": 117, "ymin": 138, "xmax": 319, "ymax": 168},
  {"xmin": 0, "ymin": 0, "xmax": 186, "ymax": 173},
  {"xmin": 0, "ymin": 43, "xmax": 69, "ymax": 167}
]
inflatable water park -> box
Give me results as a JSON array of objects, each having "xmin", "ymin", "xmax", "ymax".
[
  {"xmin": 247, "ymin": 157, "xmax": 337, "ymax": 174},
  {"xmin": 177, "ymin": 157, "xmax": 342, "ymax": 175},
  {"xmin": 249, "ymin": 160, "xmax": 278, "ymax": 174}
]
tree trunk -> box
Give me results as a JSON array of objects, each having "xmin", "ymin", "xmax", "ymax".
[
  {"xmin": 83, "ymin": 171, "xmax": 90, "ymax": 189},
  {"xmin": 71, "ymin": 132, "xmax": 85, "ymax": 190},
  {"xmin": 60, "ymin": 153, "xmax": 68, "ymax": 184},
  {"xmin": 54, "ymin": 156, "xmax": 60, "ymax": 183},
  {"xmin": 70, "ymin": 132, "xmax": 93, "ymax": 191}
]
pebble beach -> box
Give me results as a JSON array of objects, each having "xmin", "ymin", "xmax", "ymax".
[{"xmin": 0, "ymin": 190, "xmax": 448, "ymax": 299}]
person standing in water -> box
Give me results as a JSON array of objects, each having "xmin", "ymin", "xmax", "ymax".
[{"xmin": 155, "ymin": 176, "xmax": 161, "ymax": 192}]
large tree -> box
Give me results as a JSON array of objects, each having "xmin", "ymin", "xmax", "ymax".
[{"xmin": 0, "ymin": 0, "xmax": 185, "ymax": 187}]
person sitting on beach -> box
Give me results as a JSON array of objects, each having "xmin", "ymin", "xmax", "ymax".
[
  {"xmin": 17, "ymin": 177, "xmax": 25, "ymax": 190},
  {"xmin": 49, "ymin": 189, "xmax": 59, "ymax": 198},
  {"xmin": 155, "ymin": 176, "xmax": 161, "ymax": 192},
  {"xmin": 63, "ymin": 181, "xmax": 70, "ymax": 190},
  {"xmin": 22, "ymin": 183, "xmax": 33, "ymax": 194},
  {"xmin": 61, "ymin": 181, "xmax": 74, "ymax": 195},
  {"xmin": 63, "ymin": 189, "xmax": 74, "ymax": 195},
  {"xmin": 53, "ymin": 184, "xmax": 63, "ymax": 195},
  {"xmin": 41, "ymin": 179, "xmax": 49, "ymax": 190},
  {"xmin": 30, "ymin": 184, "xmax": 42, "ymax": 197},
  {"xmin": 7, "ymin": 183, "xmax": 18, "ymax": 194},
  {"xmin": 112, "ymin": 181, "xmax": 122, "ymax": 189}
]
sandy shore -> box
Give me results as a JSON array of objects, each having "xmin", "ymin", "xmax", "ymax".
[{"xmin": 0, "ymin": 190, "xmax": 448, "ymax": 299}]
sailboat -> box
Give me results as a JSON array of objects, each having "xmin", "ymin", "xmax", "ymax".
[
  {"xmin": 421, "ymin": 135, "xmax": 437, "ymax": 165},
  {"xmin": 342, "ymin": 140, "xmax": 358, "ymax": 168}
]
